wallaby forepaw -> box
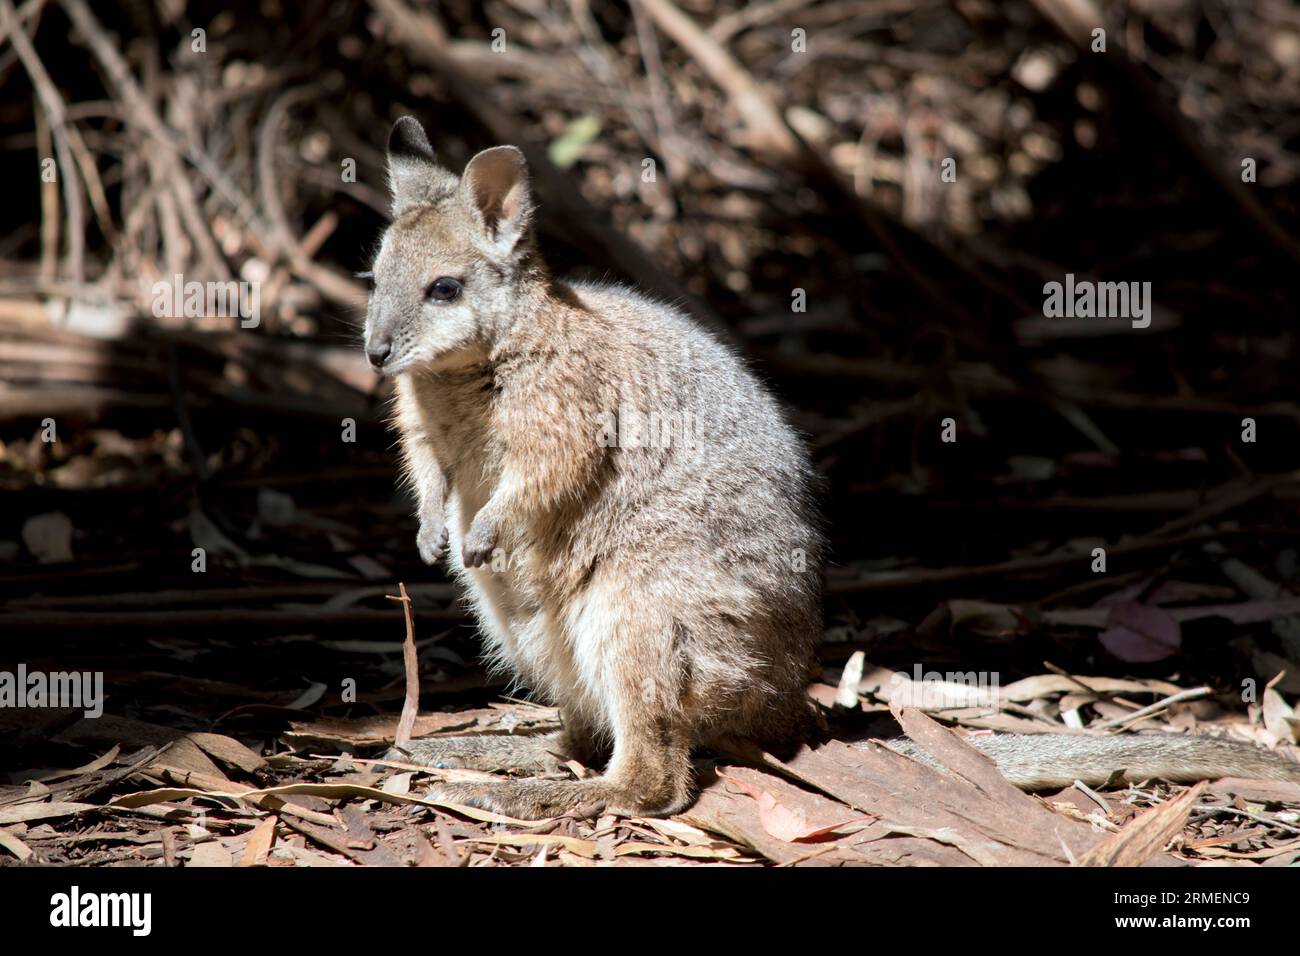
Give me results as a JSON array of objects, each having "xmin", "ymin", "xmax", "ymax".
[
  {"xmin": 416, "ymin": 520, "xmax": 449, "ymax": 565},
  {"xmin": 461, "ymin": 516, "xmax": 498, "ymax": 568}
]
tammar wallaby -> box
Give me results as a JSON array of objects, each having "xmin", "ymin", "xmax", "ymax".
[
  {"xmin": 364, "ymin": 117, "xmax": 824, "ymax": 818},
  {"xmin": 364, "ymin": 117, "xmax": 1300, "ymax": 819}
]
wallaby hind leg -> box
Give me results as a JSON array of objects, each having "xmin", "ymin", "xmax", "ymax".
[
  {"xmin": 428, "ymin": 713, "xmax": 693, "ymax": 818},
  {"xmin": 429, "ymin": 593, "xmax": 695, "ymax": 818},
  {"xmin": 385, "ymin": 715, "xmax": 600, "ymax": 773}
]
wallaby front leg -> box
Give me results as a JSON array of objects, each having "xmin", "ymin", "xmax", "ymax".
[
  {"xmin": 400, "ymin": 432, "xmax": 450, "ymax": 566},
  {"xmin": 461, "ymin": 381, "xmax": 606, "ymax": 568},
  {"xmin": 461, "ymin": 476, "xmax": 516, "ymax": 568},
  {"xmin": 415, "ymin": 471, "xmax": 450, "ymax": 566}
]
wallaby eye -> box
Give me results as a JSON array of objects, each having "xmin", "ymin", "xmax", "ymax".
[
  {"xmin": 356, "ymin": 270, "xmax": 375, "ymax": 292},
  {"xmin": 425, "ymin": 276, "xmax": 462, "ymax": 302}
]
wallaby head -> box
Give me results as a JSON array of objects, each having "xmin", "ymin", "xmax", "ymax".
[{"xmin": 364, "ymin": 116, "xmax": 539, "ymax": 375}]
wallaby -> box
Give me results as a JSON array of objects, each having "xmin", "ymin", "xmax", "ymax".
[
  {"xmin": 365, "ymin": 117, "xmax": 825, "ymax": 818},
  {"xmin": 365, "ymin": 116, "xmax": 1300, "ymax": 819}
]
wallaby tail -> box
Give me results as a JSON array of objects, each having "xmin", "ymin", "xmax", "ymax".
[{"xmin": 880, "ymin": 732, "xmax": 1300, "ymax": 790}]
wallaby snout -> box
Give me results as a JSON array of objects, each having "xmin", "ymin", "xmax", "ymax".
[
  {"xmin": 366, "ymin": 335, "xmax": 392, "ymax": 370},
  {"xmin": 363, "ymin": 299, "xmax": 400, "ymax": 372}
]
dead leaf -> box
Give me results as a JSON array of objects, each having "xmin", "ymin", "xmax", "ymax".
[
  {"xmin": 0, "ymin": 801, "xmax": 96, "ymax": 825},
  {"xmin": 720, "ymin": 770, "xmax": 872, "ymax": 842},
  {"xmin": 1262, "ymin": 688, "xmax": 1299, "ymax": 744},
  {"xmin": 239, "ymin": 816, "xmax": 277, "ymax": 866},
  {"xmin": 189, "ymin": 842, "xmax": 234, "ymax": 867},
  {"xmin": 286, "ymin": 682, "xmax": 328, "ymax": 710},
  {"xmin": 1099, "ymin": 601, "xmax": 1181, "ymax": 663},
  {"xmin": 1078, "ymin": 783, "xmax": 1205, "ymax": 866},
  {"xmin": 948, "ymin": 599, "xmax": 1032, "ymax": 637},
  {"xmin": 189, "ymin": 732, "xmax": 266, "ymax": 773},
  {"xmin": 834, "ymin": 650, "xmax": 865, "ymax": 708},
  {"xmin": 0, "ymin": 827, "xmax": 34, "ymax": 861}
]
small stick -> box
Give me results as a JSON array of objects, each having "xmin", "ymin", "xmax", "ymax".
[
  {"xmin": 1091, "ymin": 686, "xmax": 1211, "ymax": 732},
  {"xmin": 1, "ymin": 0, "xmax": 84, "ymax": 285},
  {"xmin": 387, "ymin": 582, "xmax": 421, "ymax": 749},
  {"xmin": 59, "ymin": 0, "xmax": 228, "ymax": 280},
  {"xmin": 33, "ymin": 100, "xmax": 58, "ymax": 280}
]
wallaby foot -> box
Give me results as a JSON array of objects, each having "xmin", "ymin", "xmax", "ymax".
[
  {"xmin": 385, "ymin": 723, "xmax": 598, "ymax": 774},
  {"xmin": 427, "ymin": 775, "xmax": 684, "ymax": 819},
  {"xmin": 429, "ymin": 716, "xmax": 693, "ymax": 819}
]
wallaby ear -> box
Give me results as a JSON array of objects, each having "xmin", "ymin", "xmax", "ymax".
[
  {"xmin": 386, "ymin": 117, "xmax": 456, "ymax": 217},
  {"xmin": 458, "ymin": 146, "xmax": 533, "ymax": 255}
]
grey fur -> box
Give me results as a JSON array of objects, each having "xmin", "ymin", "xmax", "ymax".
[{"xmin": 880, "ymin": 732, "xmax": 1300, "ymax": 790}]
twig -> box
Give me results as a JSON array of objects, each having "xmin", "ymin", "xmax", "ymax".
[
  {"xmin": 2, "ymin": 0, "xmax": 84, "ymax": 285},
  {"xmin": 387, "ymin": 582, "xmax": 421, "ymax": 748},
  {"xmin": 1150, "ymin": 470, "xmax": 1300, "ymax": 539},
  {"xmin": 826, "ymin": 527, "xmax": 1300, "ymax": 595},
  {"xmin": 33, "ymin": 95, "xmax": 57, "ymax": 280},
  {"xmin": 628, "ymin": 0, "xmax": 687, "ymax": 182},
  {"xmin": 1191, "ymin": 804, "xmax": 1300, "ymax": 838},
  {"xmin": 255, "ymin": 84, "xmax": 367, "ymax": 311},
  {"xmin": 708, "ymin": 0, "xmax": 822, "ymax": 43},
  {"xmin": 1090, "ymin": 686, "xmax": 1212, "ymax": 732},
  {"xmin": 59, "ymin": 0, "xmax": 228, "ymax": 279},
  {"xmin": 637, "ymin": 0, "xmax": 800, "ymax": 160}
]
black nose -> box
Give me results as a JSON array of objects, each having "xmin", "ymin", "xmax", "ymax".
[{"xmin": 367, "ymin": 341, "xmax": 391, "ymax": 369}]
